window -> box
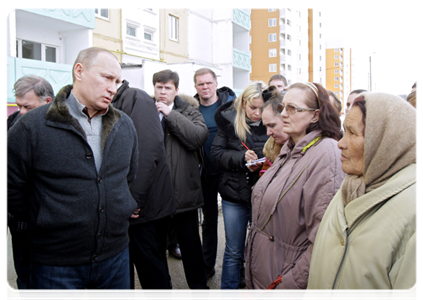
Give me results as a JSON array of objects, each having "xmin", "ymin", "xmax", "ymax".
[
  {"xmin": 334, "ymin": 84, "xmax": 339, "ymax": 88},
  {"xmin": 335, "ymin": 62, "xmax": 339, "ymax": 67},
  {"xmin": 269, "ymin": 33, "xmax": 277, "ymax": 42},
  {"xmin": 334, "ymin": 55, "xmax": 339, "ymax": 59},
  {"xmin": 335, "ymin": 77, "xmax": 339, "ymax": 81},
  {"xmin": 334, "ymin": 48, "xmax": 339, "ymax": 52},
  {"xmin": 144, "ymin": 32, "xmax": 153, "ymax": 41},
  {"xmin": 16, "ymin": 39, "xmax": 58, "ymax": 63},
  {"xmin": 169, "ymin": 15, "xmax": 179, "ymax": 41},
  {"xmin": 269, "ymin": 49, "xmax": 277, "ymax": 57},
  {"xmin": 269, "ymin": 64, "xmax": 277, "ymax": 72},
  {"xmin": 127, "ymin": 25, "xmax": 136, "ymax": 37},
  {"xmin": 95, "ymin": 9, "xmax": 109, "ymax": 19},
  {"xmin": 269, "ymin": 9, "xmax": 276, "ymax": 12},
  {"xmin": 335, "ymin": 69, "xmax": 339, "ymax": 74},
  {"xmin": 269, "ymin": 18, "xmax": 276, "ymax": 27}
]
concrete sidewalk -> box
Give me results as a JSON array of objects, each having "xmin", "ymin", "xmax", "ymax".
[{"xmin": 7, "ymin": 205, "xmax": 231, "ymax": 290}]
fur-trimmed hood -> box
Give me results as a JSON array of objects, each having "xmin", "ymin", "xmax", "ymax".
[
  {"xmin": 46, "ymin": 84, "xmax": 122, "ymax": 152},
  {"xmin": 178, "ymin": 94, "xmax": 200, "ymax": 109}
]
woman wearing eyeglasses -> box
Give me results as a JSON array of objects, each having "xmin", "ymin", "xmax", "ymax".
[
  {"xmin": 244, "ymin": 82, "xmax": 345, "ymax": 289},
  {"xmin": 210, "ymin": 81, "xmax": 269, "ymax": 289}
]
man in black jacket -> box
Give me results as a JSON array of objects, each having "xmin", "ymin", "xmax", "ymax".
[
  {"xmin": 7, "ymin": 75, "xmax": 55, "ymax": 289},
  {"xmin": 112, "ymin": 80, "xmax": 175, "ymax": 289},
  {"xmin": 154, "ymin": 69, "xmax": 209, "ymax": 289},
  {"xmin": 193, "ymin": 68, "xmax": 235, "ymax": 279},
  {"xmin": 8, "ymin": 47, "xmax": 139, "ymax": 289}
]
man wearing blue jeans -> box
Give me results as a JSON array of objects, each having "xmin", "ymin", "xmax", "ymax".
[
  {"xmin": 193, "ymin": 68, "xmax": 235, "ymax": 279},
  {"xmin": 8, "ymin": 47, "xmax": 139, "ymax": 289}
]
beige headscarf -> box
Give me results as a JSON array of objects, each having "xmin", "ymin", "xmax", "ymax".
[{"xmin": 341, "ymin": 92, "xmax": 416, "ymax": 206}]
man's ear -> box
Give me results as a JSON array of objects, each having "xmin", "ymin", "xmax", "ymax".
[
  {"xmin": 74, "ymin": 63, "xmax": 84, "ymax": 82},
  {"xmin": 44, "ymin": 96, "xmax": 53, "ymax": 104}
]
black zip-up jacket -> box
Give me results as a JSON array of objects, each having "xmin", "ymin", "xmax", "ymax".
[
  {"xmin": 210, "ymin": 100, "xmax": 268, "ymax": 204},
  {"xmin": 8, "ymin": 85, "xmax": 138, "ymax": 266},
  {"xmin": 112, "ymin": 80, "xmax": 175, "ymax": 223},
  {"xmin": 194, "ymin": 86, "xmax": 236, "ymax": 175}
]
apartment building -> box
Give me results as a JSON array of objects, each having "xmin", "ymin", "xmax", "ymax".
[
  {"xmin": 250, "ymin": 8, "xmax": 324, "ymax": 86},
  {"xmin": 140, "ymin": 9, "xmax": 252, "ymax": 96},
  {"xmin": 7, "ymin": 9, "xmax": 95, "ymax": 116},
  {"xmin": 92, "ymin": 9, "xmax": 122, "ymax": 62},
  {"xmin": 308, "ymin": 9, "xmax": 325, "ymax": 85},
  {"xmin": 326, "ymin": 40, "xmax": 352, "ymax": 111}
]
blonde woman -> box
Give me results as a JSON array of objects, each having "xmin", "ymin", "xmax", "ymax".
[{"xmin": 210, "ymin": 81, "xmax": 269, "ymax": 289}]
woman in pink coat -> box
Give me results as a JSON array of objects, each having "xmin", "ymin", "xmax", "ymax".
[{"xmin": 245, "ymin": 82, "xmax": 345, "ymax": 289}]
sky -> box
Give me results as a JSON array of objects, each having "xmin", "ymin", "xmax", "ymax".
[{"xmin": 322, "ymin": 1, "xmax": 420, "ymax": 96}]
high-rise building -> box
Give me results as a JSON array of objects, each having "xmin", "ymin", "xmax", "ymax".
[
  {"xmin": 93, "ymin": 9, "xmax": 122, "ymax": 62},
  {"xmin": 250, "ymin": 8, "xmax": 324, "ymax": 86},
  {"xmin": 325, "ymin": 40, "xmax": 352, "ymax": 111},
  {"xmin": 140, "ymin": 9, "xmax": 252, "ymax": 96}
]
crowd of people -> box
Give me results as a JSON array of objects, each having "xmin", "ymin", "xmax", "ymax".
[{"xmin": 7, "ymin": 47, "xmax": 416, "ymax": 290}]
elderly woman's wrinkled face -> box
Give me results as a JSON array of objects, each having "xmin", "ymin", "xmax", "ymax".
[{"xmin": 338, "ymin": 106, "xmax": 365, "ymax": 176}]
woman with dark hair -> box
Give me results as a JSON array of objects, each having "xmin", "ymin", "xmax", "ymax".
[
  {"xmin": 245, "ymin": 82, "xmax": 345, "ymax": 289},
  {"xmin": 308, "ymin": 93, "xmax": 416, "ymax": 289}
]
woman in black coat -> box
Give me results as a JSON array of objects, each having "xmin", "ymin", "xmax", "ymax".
[{"xmin": 210, "ymin": 81, "xmax": 269, "ymax": 289}]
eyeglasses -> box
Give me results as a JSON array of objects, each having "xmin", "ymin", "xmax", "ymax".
[{"xmin": 277, "ymin": 104, "xmax": 317, "ymax": 115}]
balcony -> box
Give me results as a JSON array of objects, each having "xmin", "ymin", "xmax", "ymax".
[
  {"xmin": 233, "ymin": 48, "xmax": 251, "ymax": 71},
  {"xmin": 19, "ymin": 9, "xmax": 95, "ymax": 29},
  {"xmin": 232, "ymin": 9, "xmax": 251, "ymax": 31},
  {"xmin": 7, "ymin": 57, "xmax": 73, "ymax": 104}
]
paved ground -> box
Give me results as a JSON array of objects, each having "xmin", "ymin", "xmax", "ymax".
[{"xmin": 7, "ymin": 203, "xmax": 232, "ymax": 290}]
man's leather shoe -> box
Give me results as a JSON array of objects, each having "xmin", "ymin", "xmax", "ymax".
[{"xmin": 168, "ymin": 244, "xmax": 182, "ymax": 259}]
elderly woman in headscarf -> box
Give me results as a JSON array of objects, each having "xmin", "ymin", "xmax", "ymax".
[{"xmin": 307, "ymin": 93, "xmax": 416, "ymax": 289}]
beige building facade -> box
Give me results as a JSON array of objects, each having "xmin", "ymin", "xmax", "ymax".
[{"xmin": 92, "ymin": 9, "xmax": 122, "ymax": 62}]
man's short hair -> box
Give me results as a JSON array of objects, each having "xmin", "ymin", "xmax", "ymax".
[
  {"xmin": 13, "ymin": 75, "xmax": 55, "ymax": 102},
  {"xmin": 349, "ymin": 89, "xmax": 367, "ymax": 95},
  {"xmin": 268, "ymin": 74, "xmax": 287, "ymax": 87},
  {"xmin": 72, "ymin": 47, "xmax": 118, "ymax": 82},
  {"xmin": 153, "ymin": 69, "xmax": 179, "ymax": 89},
  {"xmin": 193, "ymin": 68, "xmax": 217, "ymax": 84}
]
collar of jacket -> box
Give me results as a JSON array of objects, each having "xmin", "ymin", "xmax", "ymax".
[
  {"xmin": 45, "ymin": 84, "xmax": 122, "ymax": 151},
  {"xmin": 343, "ymin": 163, "xmax": 415, "ymax": 228},
  {"xmin": 214, "ymin": 100, "xmax": 236, "ymax": 130},
  {"xmin": 193, "ymin": 86, "xmax": 236, "ymax": 106},
  {"xmin": 279, "ymin": 130, "xmax": 323, "ymax": 159}
]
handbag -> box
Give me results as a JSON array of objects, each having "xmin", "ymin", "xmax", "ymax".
[{"xmin": 241, "ymin": 275, "xmax": 295, "ymax": 300}]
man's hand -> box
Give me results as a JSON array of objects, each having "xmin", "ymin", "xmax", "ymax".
[
  {"xmin": 156, "ymin": 102, "xmax": 171, "ymax": 117},
  {"xmin": 131, "ymin": 208, "xmax": 141, "ymax": 219}
]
